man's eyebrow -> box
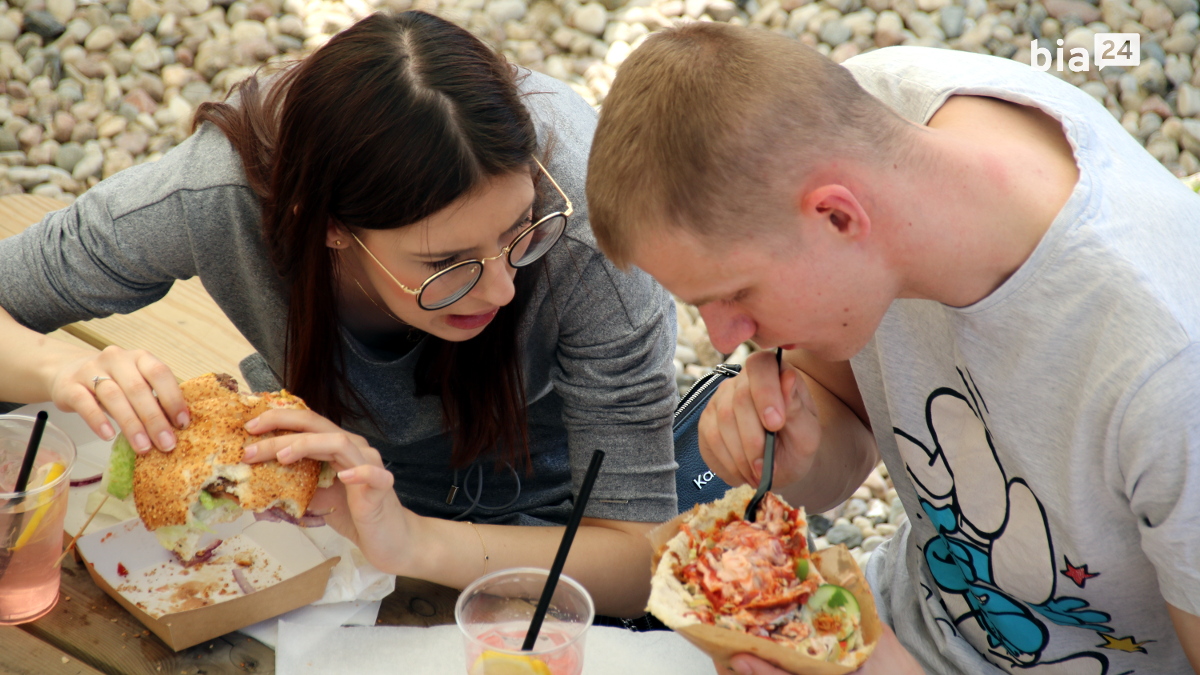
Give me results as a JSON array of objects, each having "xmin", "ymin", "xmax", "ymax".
[{"xmin": 414, "ymin": 200, "xmax": 535, "ymax": 259}]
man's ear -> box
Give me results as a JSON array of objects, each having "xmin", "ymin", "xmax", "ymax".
[
  {"xmin": 798, "ymin": 185, "xmax": 871, "ymax": 241},
  {"xmin": 326, "ymin": 220, "xmax": 351, "ymax": 249}
]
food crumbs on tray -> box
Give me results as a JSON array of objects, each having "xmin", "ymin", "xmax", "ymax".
[
  {"xmin": 117, "ymin": 562, "xmax": 129, "ymax": 576},
  {"xmin": 61, "ymin": 657, "xmax": 69, "ymax": 664}
]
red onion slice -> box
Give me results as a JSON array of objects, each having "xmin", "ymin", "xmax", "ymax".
[
  {"xmin": 175, "ymin": 540, "xmax": 223, "ymax": 567},
  {"xmin": 232, "ymin": 567, "xmax": 256, "ymax": 595},
  {"xmin": 252, "ymin": 507, "xmax": 325, "ymax": 527},
  {"xmin": 70, "ymin": 473, "xmax": 103, "ymax": 487}
]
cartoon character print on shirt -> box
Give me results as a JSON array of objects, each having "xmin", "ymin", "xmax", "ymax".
[{"xmin": 893, "ymin": 368, "xmax": 1149, "ymax": 674}]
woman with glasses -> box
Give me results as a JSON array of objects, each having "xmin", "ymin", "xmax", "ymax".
[{"xmin": 0, "ymin": 11, "xmax": 678, "ymax": 617}]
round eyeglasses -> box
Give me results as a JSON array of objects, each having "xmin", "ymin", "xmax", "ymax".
[{"xmin": 350, "ymin": 158, "xmax": 573, "ymax": 311}]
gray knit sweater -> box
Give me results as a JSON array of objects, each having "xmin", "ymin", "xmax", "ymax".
[{"xmin": 0, "ymin": 70, "xmax": 679, "ymax": 525}]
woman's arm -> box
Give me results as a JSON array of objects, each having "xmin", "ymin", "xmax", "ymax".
[
  {"xmin": 244, "ymin": 409, "xmax": 658, "ymax": 617},
  {"xmin": 0, "ymin": 307, "xmax": 189, "ymax": 452}
]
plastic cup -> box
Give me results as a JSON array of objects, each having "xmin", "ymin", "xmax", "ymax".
[
  {"xmin": 0, "ymin": 415, "xmax": 76, "ymax": 625},
  {"xmin": 455, "ymin": 567, "xmax": 594, "ymax": 675}
]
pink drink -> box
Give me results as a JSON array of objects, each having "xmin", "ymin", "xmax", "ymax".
[
  {"xmin": 456, "ymin": 568, "xmax": 593, "ymax": 675},
  {"xmin": 0, "ymin": 415, "xmax": 76, "ymax": 625},
  {"xmin": 467, "ymin": 621, "xmax": 583, "ymax": 675},
  {"xmin": 0, "ymin": 495, "xmax": 69, "ymax": 624}
]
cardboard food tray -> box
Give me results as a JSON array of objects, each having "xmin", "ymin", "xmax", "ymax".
[
  {"xmin": 647, "ymin": 507, "xmax": 882, "ymax": 675},
  {"xmin": 77, "ymin": 513, "xmax": 340, "ymax": 651}
]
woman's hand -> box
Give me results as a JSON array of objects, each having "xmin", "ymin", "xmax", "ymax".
[
  {"xmin": 241, "ymin": 408, "xmax": 416, "ymax": 575},
  {"xmin": 48, "ymin": 345, "xmax": 187, "ymax": 453},
  {"xmin": 698, "ymin": 349, "xmax": 822, "ymax": 489},
  {"xmin": 714, "ymin": 625, "xmax": 925, "ymax": 675}
]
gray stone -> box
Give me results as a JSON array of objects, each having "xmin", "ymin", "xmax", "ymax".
[
  {"xmin": 1140, "ymin": 2, "xmax": 1175, "ymax": 29},
  {"xmin": 819, "ymin": 18, "xmax": 852, "ymax": 46},
  {"xmin": 1162, "ymin": 31, "xmax": 1198, "ymax": 54},
  {"xmin": 906, "ymin": 11, "xmax": 945, "ymax": 40},
  {"xmin": 8, "ymin": 166, "xmax": 52, "ymax": 188},
  {"xmin": 865, "ymin": 498, "xmax": 890, "ymax": 524},
  {"xmin": 1166, "ymin": 54, "xmax": 1195, "ymax": 86},
  {"xmin": 941, "ymin": 4, "xmax": 966, "ymax": 37},
  {"xmin": 23, "ymin": 11, "xmax": 67, "ymax": 40},
  {"xmin": 1178, "ymin": 83, "xmax": 1200, "ymax": 117},
  {"xmin": 84, "ymin": 25, "xmax": 119, "ymax": 51},
  {"xmin": 486, "ymin": 0, "xmax": 527, "ymax": 23},
  {"xmin": 71, "ymin": 149, "xmax": 102, "ymax": 180},
  {"xmin": 47, "ymin": 0, "xmax": 77, "ymax": 23},
  {"xmin": 1080, "ymin": 80, "xmax": 1109, "ymax": 103},
  {"xmin": 0, "ymin": 16, "xmax": 20, "ymax": 42},
  {"xmin": 0, "ymin": 129, "xmax": 19, "ymax": 153},
  {"xmin": 1045, "ymin": 0, "xmax": 1101, "ymax": 22},
  {"xmin": 1164, "ymin": 0, "xmax": 1200, "ymax": 14},
  {"xmin": 1148, "ymin": 136, "xmax": 1182, "ymax": 162},
  {"xmin": 1182, "ymin": 118, "xmax": 1200, "ymax": 154},
  {"xmin": 55, "ymin": 142, "xmax": 85, "ymax": 172},
  {"xmin": 876, "ymin": 10, "xmax": 906, "ymax": 46},
  {"xmin": 841, "ymin": 498, "xmax": 868, "ymax": 519},
  {"xmin": 826, "ymin": 522, "xmax": 863, "ymax": 549},
  {"xmin": 572, "ymin": 2, "xmax": 608, "ymax": 35},
  {"xmin": 807, "ymin": 513, "xmax": 832, "ymax": 537},
  {"xmin": 861, "ymin": 535, "xmax": 887, "ymax": 552},
  {"xmin": 1139, "ymin": 111, "xmax": 1164, "ymax": 138},
  {"xmin": 1133, "ymin": 58, "xmax": 1169, "ymax": 94}
]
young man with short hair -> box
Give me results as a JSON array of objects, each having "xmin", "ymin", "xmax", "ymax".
[{"xmin": 588, "ymin": 22, "xmax": 1200, "ymax": 675}]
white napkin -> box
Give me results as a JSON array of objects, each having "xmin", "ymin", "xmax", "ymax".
[
  {"xmin": 299, "ymin": 525, "xmax": 395, "ymax": 605},
  {"xmin": 237, "ymin": 525, "xmax": 395, "ymax": 647},
  {"xmin": 274, "ymin": 623, "xmax": 719, "ymax": 675}
]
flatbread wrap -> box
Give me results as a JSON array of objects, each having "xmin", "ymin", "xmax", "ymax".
[{"xmin": 647, "ymin": 485, "xmax": 881, "ymax": 674}]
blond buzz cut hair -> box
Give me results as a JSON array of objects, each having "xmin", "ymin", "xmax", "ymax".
[{"xmin": 587, "ymin": 22, "xmax": 910, "ymax": 268}]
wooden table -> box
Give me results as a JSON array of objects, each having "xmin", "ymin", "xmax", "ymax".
[
  {"xmin": 0, "ymin": 195, "xmax": 256, "ymax": 382},
  {"xmin": 0, "ymin": 550, "xmax": 460, "ymax": 674}
]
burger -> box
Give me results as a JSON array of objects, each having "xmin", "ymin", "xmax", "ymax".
[{"xmin": 116, "ymin": 373, "xmax": 332, "ymax": 564}]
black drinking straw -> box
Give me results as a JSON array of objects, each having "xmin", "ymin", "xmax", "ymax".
[
  {"xmin": 521, "ymin": 449, "xmax": 605, "ymax": 651},
  {"xmin": 13, "ymin": 411, "xmax": 49, "ymax": 494},
  {"xmin": 0, "ymin": 411, "xmax": 49, "ymax": 580}
]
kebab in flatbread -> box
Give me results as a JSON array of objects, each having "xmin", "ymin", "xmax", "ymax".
[
  {"xmin": 111, "ymin": 373, "xmax": 332, "ymax": 563},
  {"xmin": 647, "ymin": 485, "xmax": 880, "ymax": 674}
]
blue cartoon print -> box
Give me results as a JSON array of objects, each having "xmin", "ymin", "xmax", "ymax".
[{"xmin": 893, "ymin": 369, "xmax": 1151, "ymax": 674}]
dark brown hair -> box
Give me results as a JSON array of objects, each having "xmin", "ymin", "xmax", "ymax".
[
  {"xmin": 194, "ymin": 11, "xmax": 541, "ymax": 470},
  {"xmin": 587, "ymin": 22, "xmax": 909, "ymax": 267}
]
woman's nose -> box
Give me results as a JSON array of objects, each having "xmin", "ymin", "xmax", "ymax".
[{"xmin": 471, "ymin": 256, "xmax": 517, "ymax": 307}]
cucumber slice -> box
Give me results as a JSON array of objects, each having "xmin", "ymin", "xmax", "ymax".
[
  {"xmin": 807, "ymin": 584, "xmax": 861, "ymax": 641},
  {"xmin": 106, "ymin": 433, "xmax": 136, "ymax": 499}
]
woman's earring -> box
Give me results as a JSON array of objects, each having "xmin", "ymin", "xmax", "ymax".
[{"xmin": 335, "ymin": 239, "xmax": 342, "ymax": 246}]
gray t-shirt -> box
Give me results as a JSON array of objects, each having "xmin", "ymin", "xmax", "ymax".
[
  {"xmin": 0, "ymin": 70, "xmax": 680, "ymax": 527},
  {"xmin": 844, "ymin": 47, "xmax": 1199, "ymax": 673}
]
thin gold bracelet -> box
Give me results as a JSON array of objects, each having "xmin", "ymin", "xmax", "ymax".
[{"xmin": 468, "ymin": 522, "xmax": 489, "ymax": 576}]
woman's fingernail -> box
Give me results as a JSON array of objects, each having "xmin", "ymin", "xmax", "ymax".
[
  {"xmin": 158, "ymin": 431, "xmax": 176, "ymax": 451},
  {"xmin": 100, "ymin": 422, "xmax": 115, "ymax": 440},
  {"xmin": 337, "ymin": 468, "xmax": 355, "ymax": 481},
  {"xmin": 277, "ymin": 446, "xmax": 293, "ymax": 462},
  {"xmin": 245, "ymin": 417, "xmax": 259, "ymax": 431},
  {"xmin": 243, "ymin": 445, "xmax": 257, "ymax": 461},
  {"xmin": 732, "ymin": 662, "xmax": 753, "ymax": 675},
  {"xmin": 177, "ymin": 412, "xmax": 190, "ymax": 429},
  {"xmin": 133, "ymin": 433, "xmax": 151, "ymax": 452}
]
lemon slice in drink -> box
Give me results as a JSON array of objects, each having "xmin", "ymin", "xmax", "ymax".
[
  {"xmin": 469, "ymin": 650, "xmax": 553, "ymax": 675},
  {"xmin": 11, "ymin": 462, "xmax": 67, "ymax": 551}
]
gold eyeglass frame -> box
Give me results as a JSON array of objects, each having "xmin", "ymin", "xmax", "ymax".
[{"xmin": 349, "ymin": 157, "xmax": 573, "ymax": 311}]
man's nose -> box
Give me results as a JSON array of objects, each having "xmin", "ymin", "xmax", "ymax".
[{"xmin": 698, "ymin": 303, "xmax": 756, "ymax": 354}]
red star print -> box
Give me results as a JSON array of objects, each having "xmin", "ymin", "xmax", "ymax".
[{"xmin": 1061, "ymin": 556, "xmax": 1100, "ymax": 588}]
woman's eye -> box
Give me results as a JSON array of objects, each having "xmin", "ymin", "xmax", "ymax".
[{"xmin": 426, "ymin": 257, "xmax": 458, "ymax": 272}]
